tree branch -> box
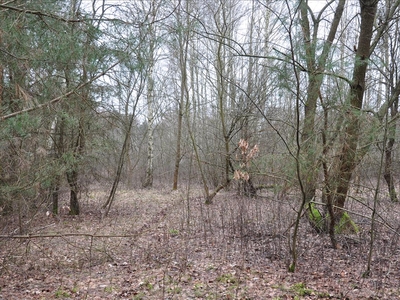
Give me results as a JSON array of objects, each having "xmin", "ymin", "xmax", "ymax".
[
  {"xmin": 0, "ymin": 3, "xmax": 83, "ymax": 23},
  {"xmin": 0, "ymin": 61, "xmax": 119, "ymax": 121},
  {"xmin": 0, "ymin": 233, "xmax": 139, "ymax": 239}
]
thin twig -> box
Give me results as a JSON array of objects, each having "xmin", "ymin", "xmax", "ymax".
[{"xmin": 0, "ymin": 232, "xmax": 140, "ymax": 239}]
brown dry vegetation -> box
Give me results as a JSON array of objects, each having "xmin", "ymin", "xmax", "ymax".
[{"xmin": 1, "ymin": 187, "xmax": 400, "ymax": 299}]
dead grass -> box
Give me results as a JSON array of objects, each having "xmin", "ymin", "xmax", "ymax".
[{"xmin": 0, "ymin": 186, "xmax": 400, "ymax": 299}]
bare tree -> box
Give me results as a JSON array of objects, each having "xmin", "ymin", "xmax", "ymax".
[
  {"xmin": 331, "ymin": 1, "xmax": 378, "ymax": 218},
  {"xmin": 143, "ymin": 0, "xmax": 159, "ymax": 189},
  {"xmin": 171, "ymin": 0, "xmax": 192, "ymax": 191},
  {"xmin": 298, "ymin": 0, "xmax": 345, "ymax": 220},
  {"xmin": 381, "ymin": 1, "xmax": 399, "ymax": 202}
]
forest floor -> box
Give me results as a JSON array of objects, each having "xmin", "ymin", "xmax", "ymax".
[{"xmin": 0, "ymin": 186, "xmax": 400, "ymax": 299}]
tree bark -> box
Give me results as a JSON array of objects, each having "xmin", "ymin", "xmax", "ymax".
[
  {"xmin": 143, "ymin": 2, "xmax": 157, "ymax": 189},
  {"xmin": 0, "ymin": 65, "xmax": 3, "ymax": 108},
  {"xmin": 103, "ymin": 78, "xmax": 142, "ymax": 214},
  {"xmin": 172, "ymin": 106, "xmax": 183, "ymax": 190},
  {"xmin": 299, "ymin": 0, "xmax": 346, "ymax": 205},
  {"xmin": 384, "ymin": 135, "xmax": 398, "ymax": 202},
  {"xmin": 67, "ymin": 116, "xmax": 85, "ymax": 215},
  {"xmin": 66, "ymin": 169, "xmax": 80, "ymax": 215},
  {"xmin": 334, "ymin": 0, "xmax": 378, "ymax": 216},
  {"xmin": 172, "ymin": 1, "xmax": 190, "ymax": 191},
  {"xmin": 52, "ymin": 177, "xmax": 60, "ymax": 215},
  {"xmin": 216, "ymin": 40, "xmax": 231, "ymax": 186},
  {"xmin": 103, "ymin": 108, "xmax": 137, "ymax": 214},
  {"xmin": 383, "ymin": 94, "xmax": 398, "ymax": 202},
  {"xmin": 143, "ymin": 71, "xmax": 154, "ymax": 188},
  {"xmin": 382, "ymin": 10, "xmax": 399, "ymax": 203},
  {"xmin": 213, "ymin": 1, "xmax": 236, "ymax": 188}
]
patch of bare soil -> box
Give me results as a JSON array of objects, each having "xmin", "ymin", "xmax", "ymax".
[{"xmin": 1, "ymin": 187, "xmax": 400, "ymax": 299}]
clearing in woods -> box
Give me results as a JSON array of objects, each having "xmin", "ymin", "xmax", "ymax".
[{"xmin": 0, "ymin": 187, "xmax": 400, "ymax": 299}]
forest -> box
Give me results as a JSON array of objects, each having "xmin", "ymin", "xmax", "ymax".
[{"xmin": 1, "ymin": 0, "xmax": 400, "ymax": 299}]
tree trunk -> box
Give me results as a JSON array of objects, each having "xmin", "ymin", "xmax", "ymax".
[
  {"xmin": 382, "ymin": 12, "xmax": 399, "ymax": 203},
  {"xmin": 143, "ymin": 91, "xmax": 154, "ymax": 188},
  {"xmin": 52, "ymin": 176, "xmax": 60, "ymax": 215},
  {"xmin": 0, "ymin": 24, "xmax": 5, "ymax": 210},
  {"xmin": 384, "ymin": 136, "xmax": 398, "ymax": 202},
  {"xmin": 0, "ymin": 64, "xmax": 3, "ymax": 108},
  {"xmin": 0, "ymin": 1, "xmax": 2, "ymax": 107},
  {"xmin": 143, "ymin": 65, "xmax": 154, "ymax": 188},
  {"xmin": 64, "ymin": 0, "xmax": 86, "ymax": 216},
  {"xmin": 143, "ymin": 4, "xmax": 157, "ymax": 189},
  {"xmin": 214, "ymin": 2, "xmax": 236, "ymax": 188},
  {"xmin": 216, "ymin": 40, "xmax": 231, "ymax": 186},
  {"xmin": 66, "ymin": 169, "xmax": 80, "ymax": 215},
  {"xmin": 103, "ymin": 97, "xmax": 139, "ymax": 215},
  {"xmin": 67, "ymin": 118, "xmax": 85, "ymax": 215},
  {"xmin": 384, "ymin": 94, "xmax": 398, "ymax": 202},
  {"xmin": 103, "ymin": 116, "xmax": 133, "ymax": 213},
  {"xmin": 299, "ymin": 0, "xmax": 346, "ymax": 205},
  {"xmin": 333, "ymin": 0, "xmax": 378, "ymax": 216},
  {"xmin": 172, "ymin": 2, "xmax": 190, "ymax": 191},
  {"xmin": 172, "ymin": 106, "xmax": 183, "ymax": 190}
]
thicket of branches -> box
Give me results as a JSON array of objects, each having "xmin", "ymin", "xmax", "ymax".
[{"xmin": 1, "ymin": 0, "xmax": 400, "ymax": 272}]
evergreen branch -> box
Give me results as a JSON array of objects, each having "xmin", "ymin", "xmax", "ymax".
[
  {"xmin": 0, "ymin": 61, "xmax": 120, "ymax": 121},
  {"xmin": 0, "ymin": 2, "xmax": 179, "ymax": 27},
  {"xmin": 0, "ymin": 3, "xmax": 83, "ymax": 23}
]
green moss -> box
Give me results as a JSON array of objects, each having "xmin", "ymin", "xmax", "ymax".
[
  {"xmin": 288, "ymin": 264, "xmax": 295, "ymax": 273},
  {"xmin": 193, "ymin": 283, "xmax": 206, "ymax": 298},
  {"xmin": 273, "ymin": 282, "xmax": 329, "ymax": 298},
  {"xmin": 216, "ymin": 273, "xmax": 238, "ymax": 285},
  {"xmin": 71, "ymin": 285, "xmax": 79, "ymax": 294},
  {"xmin": 308, "ymin": 204, "xmax": 359, "ymax": 235},
  {"xmin": 144, "ymin": 280, "xmax": 153, "ymax": 291},
  {"xmin": 291, "ymin": 282, "xmax": 313, "ymax": 296},
  {"xmin": 167, "ymin": 286, "xmax": 182, "ymax": 294},
  {"xmin": 317, "ymin": 291, "xmax": 331, "ymax": 298},
  {"xmin": 308, "ymin": 203, "xmax": 325, "ymax": 233},
  {"xmin": 54, "ymin": 287, "xmax": 70, "ymax": 298},
  {"xmin": 132, "ymin": 292, "xmax": 146, "ymax": 300},
  {"xmin": 335, "ymin": 212, "xmax": 359, "ymax": 234},
  {"xmin": 169, "ymin": 228, "xmax": 179, "ymax": 236}
]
